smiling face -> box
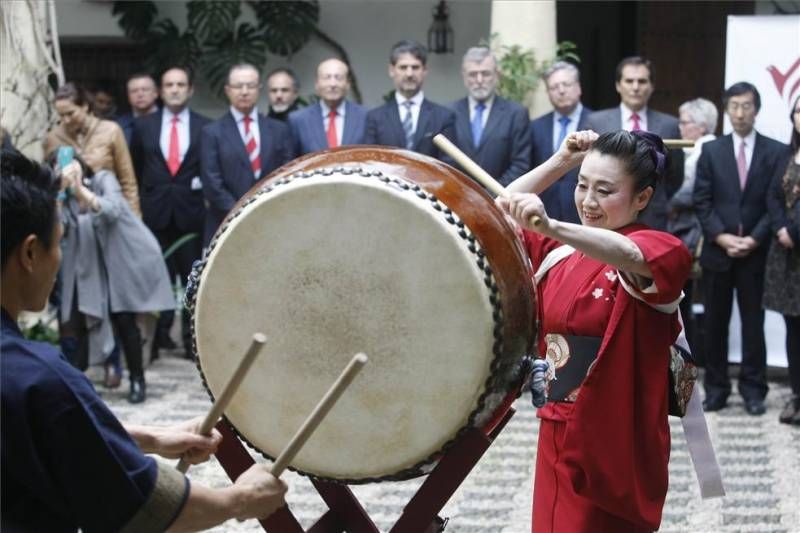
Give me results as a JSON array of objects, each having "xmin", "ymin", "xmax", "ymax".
[
  {"xmin": 54, "ymin": 99, "xmax": 90, "ymax": 135},
  {"xmin": 389, "ymin": 53, "xmax": 428, "ymax": 99},
  {"xmin": 574, "ymin": 152, "xmax": 652, "ymax": 230}
]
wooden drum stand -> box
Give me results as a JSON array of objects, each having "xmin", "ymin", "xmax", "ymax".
[{"xmin": 212, "ymin": 407, "xmax": 516, "ymax": 533}]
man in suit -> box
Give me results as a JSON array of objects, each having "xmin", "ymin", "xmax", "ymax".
[
  {"xmin": 450, "ymin": 46, "xmax": 529, "ymax": 188},
  {"xmin": 117, "ymin": 73, "xmax": 159, "ymax": 146},
  {"xmin": 288, "ymin": 58, "xmax": 367, "ymax": 155},
  {"xmin": 364, "ymin": 40, "xmax": 456, "ymax": 161},
  {"xmin": 694, "ymin": 82, "xmax": 788, "ymax": 416},
  {"xmin": 266, "ymin": 68, "xmax": 300, "ymax": 122},
  {"xmin": 130, "ymin": 66, "xmax": 209, "ymax": 360},
  {"xmin": 200, "ymin": 63, "xmax": 294, "ymax": 246},
  {"xmin": 529, "ymin": 61, "xmax": 592, "ymax": 222},
  {"xmin": 585, "ymin": 56, "xmax": 682, "ymax": 230}
]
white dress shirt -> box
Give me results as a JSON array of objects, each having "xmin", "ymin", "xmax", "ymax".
[
  {"xmin": 551, "ymin": 103, "xmax": 584, "ymax": 152},
  {"xmin": 395, "ymin": 91, "xmax": 424, "ymax": 133},
  {"xmin": 468, "ymin": 95, "xmax": 494, "ymax": 128},
  {"xmin": 620, "ymin": 103, "xmax": 648, "ymax": 132},
  {"xmin": 732, "ymin": 129, "xmax": 756, "ymax": 171},
  {"xmin": 230, "ymin": 106, "xmax": 260, "ymax": 151},
  {"xmin": 160, "ymin": 108, "xmax": 190, "ymax": 163},
  {"xmin": 320, "ymin": 100, "xmax": 345, "ymax": 146}
]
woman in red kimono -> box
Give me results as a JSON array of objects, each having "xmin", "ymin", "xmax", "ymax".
[{"xmin": 498, "ymin": 130, "xmax": 692, "ymax": 532}]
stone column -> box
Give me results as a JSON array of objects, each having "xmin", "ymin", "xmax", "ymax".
[
  {"xmin": 490, "ymin": 0, "xmax": 556, "ymax": 118},
  {"xmin": 0, "ymin": 0, "xmax": 63, "ymax": 159}
]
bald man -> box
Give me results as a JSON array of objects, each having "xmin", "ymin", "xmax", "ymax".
[{"xmin": 288, "ymin": 58, "xmax": 367, "ymax": 155}]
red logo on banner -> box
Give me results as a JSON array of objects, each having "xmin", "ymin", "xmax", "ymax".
[{"xmin": 768, "ymin": 57, "xmax": 800, "ymax": 105}]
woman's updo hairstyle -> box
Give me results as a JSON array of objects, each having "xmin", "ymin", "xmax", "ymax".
[
  {"xmin": 54, "ymin": 82, "xmax": 91, "ymax": 108},
  {"xmin": 590, "ymin": 130, "xmax": 668, "ymax": 192}
]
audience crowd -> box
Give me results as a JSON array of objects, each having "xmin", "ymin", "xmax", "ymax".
[{"xmin": 6, "ymin": 39, "xmax": 799, "ymax": 424}]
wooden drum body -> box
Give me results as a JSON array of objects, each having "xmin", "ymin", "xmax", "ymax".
[{"xmin": 186, "ymin": 147, "xmax": 536, "ymax": 483}]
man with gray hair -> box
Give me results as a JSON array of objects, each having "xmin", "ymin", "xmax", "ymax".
[
  {"xmin": 450, "ymin": 46, "xmax": 530, "ymax": 186},
  {"xmin": 669, "ymin": 97, "xmax": 719, "ymax": 352},
  {"xmin": 529, "ymin": 61, "xmax": 592, "ymax": 222}
]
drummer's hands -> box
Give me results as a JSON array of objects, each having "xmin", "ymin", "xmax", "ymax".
[
  {"xmin": 231, "ymin": 464, "xmax": 288, "ymax": 521},
  {"xmin": 556, "ymin": 130, "xmax": 599, "ymax": 167},
  {"xmin": 495, "ymin": 197, "xmax": 524, "ymax": 241},
  {"xmin": 126, "ymin": 418, "xmax": 222, "ymax": 463},
  {"xmin": 497, "ymin": 193, "xmax": 553, "ymax": 234}
]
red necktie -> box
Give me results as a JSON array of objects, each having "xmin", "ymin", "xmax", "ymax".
[
  {"xmin": 167, "ymin": 115, "xmax": 180, "ymax": 176},
  {"xmin": 327, "ymin": 108, "xmax": 338, "ymax": 148},
  {"xmin": 737, "ymin": 140, "xmax": 748, "ymax": 190},
  {"xmin": 631, "ymin": 112, "xmax": 641, "ymax": 131},
  {"xmin": 243, "ymin": 115, "xmax": 261, "ymax": 178}
]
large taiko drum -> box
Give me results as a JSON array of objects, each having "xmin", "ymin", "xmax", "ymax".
[{"xmin": 186, "ymin": 146, "xmax": 536, "ymax": 483}]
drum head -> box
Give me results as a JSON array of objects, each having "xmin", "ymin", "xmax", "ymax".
[{"xmin": 194, "ymin": 169, "xmax": 501, "ymax": 481}]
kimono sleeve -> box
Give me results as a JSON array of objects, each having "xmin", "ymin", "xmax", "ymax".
[
  {"xmin": 522, "ymin": 229, "xmax": 564, "ymax": 270},
  {"xmin": 624, "ymin": 229, "xmax": 691, "ymax": 305}
]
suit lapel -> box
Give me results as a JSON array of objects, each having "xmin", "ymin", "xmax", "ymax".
[
  {"xmin": 413, "ymin": 99, "xmax": 433, "ymax": 148},
  {"xmin": 224, "ymin": 112, "xmax": 253, "ymax": 174},
  {"xmin": 151, "ymin": 110, "xmax": 170, "ymax": 173},
  {"xmin": 577, "ymin": 107, "xmax": 591, "ymax": 130},
  {"xmin": 719, "ymin": 135, "xmax": 743, "ymax": 196},
  {"xmin": 258, "ymin": 114, "xmax": 272, "ymax": 178},
  {"xmin": 744, "ymin": 133, "xmax": 766, "ymax": 195},
  {"xmin": 311, "ymin": 103, "xmax": 328, "ymax": 150},
  {"xmin": 388, "ymin": 100, "xmax": 406, "ymax": 147},
  {"xmin": 341, "ymin": 102, "xmax": 354, "ymax": 145},
  {"xmin": 477, "ymin": 97, "xmax": 503, "ymax": 152},
  {"xmin": 454, "ymin": 98, "xmax": 476, "ymax": 157}
]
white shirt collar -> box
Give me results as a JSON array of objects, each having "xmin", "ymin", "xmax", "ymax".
[
  {"xmin": 556, "ymin": 103, "xmax": 583, "ymax": 122},
  {"xmin": 163, "ymin": 107, "xmax": 189, "ymax": 123},
  {"xmin": 396, "ymin": 91, "xmax": 424, "ymax": 108},
  {"xmin": 733, "ymin": 128, "xmax": 756, "ymax": 147},
  {"xmin": 230, "ymin": 106, "xmax": 259, "ymax": 123},
  {"xmin": 320, "ymin": 100, "xmax": 346, "ymax": 118},
  {"xmin": 620, "ymin": 103, "xmax": 647, "ymax": 121},
  {"xmin": 468, "ymin": 94, "xmax": 495, "ymax": 112}
]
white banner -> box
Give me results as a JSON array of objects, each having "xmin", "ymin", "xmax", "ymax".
[
  {"xmin": 725, "ymin": 15, "xmax": 800, "ymax": 143},
  {"xmin": 724, "ymin": 15, "xmax": 799, "ymax": 368}
]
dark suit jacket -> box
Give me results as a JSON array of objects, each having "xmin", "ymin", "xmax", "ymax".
[
  {"xmin": 584, "ymin": 106, "xmax": 682, "ymax": 230},
  {"xmin": 529, "ymin": 106, "xmax": 593, "ymax": 223},
  {"xmin": 693, "ymin": 133, "xmax": 789, "ymax": 272},
  {"xmin": 130, "ymin": 109, "xmax": 210, "ymax": 234},
  {"xmin": 363, "ymin": 97, "xmax": 456, "ymax": 160},
  {"xmin": 116, "ymin": 113, "xmax": 135, "ymax": 146},
  {"xmin": 450, "ymin": 96, "xmax": 530, "ymax": 187},
  {"xmin": 288, "ymin": 101, "xmax": 367, "ymax": 155},
  {"xmin": 200, "ymin": 111, "xmax": 295, "ymax": 245}
]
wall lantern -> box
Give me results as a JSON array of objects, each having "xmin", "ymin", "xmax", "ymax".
[{"xmin": 427, "ymin": 1, "xmax": 454, "ymax": 54}]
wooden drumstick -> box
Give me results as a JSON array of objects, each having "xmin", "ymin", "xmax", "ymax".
[
  {"xmin": 176, "ymin": 333, "xmax": 267, "ymax": 473},
  {"xmin": 270, "ymin": 353, "xmax": 368, "ymax": 477},
  {"xmin": 664, "ymin": 139, "xmax": 695, "ymax": 149},
  {"xmin": 433, "ymin": 134, "xmax": 542, "ymax": 226}
]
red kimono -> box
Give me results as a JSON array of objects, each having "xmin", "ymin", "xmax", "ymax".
[{"xmin": 524, "ymin": 224, "xmax": 691, "ymax": 533}]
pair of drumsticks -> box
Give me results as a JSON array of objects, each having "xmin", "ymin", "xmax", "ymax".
[{"xmin": 177, "ymin": 334, "xmax": 368, "ymax": 477}]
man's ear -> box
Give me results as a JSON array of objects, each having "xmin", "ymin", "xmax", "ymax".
[{"xmin": 19, "ymin": 234, "xmax": 39, "ymax": 273}]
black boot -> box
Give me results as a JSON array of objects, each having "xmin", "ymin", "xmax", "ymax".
[
  {"xmin": 128, "ymin": 378, "xmax": 146, "ymax": 404},
  {"xmin": 779, "ymin": 396, "xmax": 800, "ymax": 424}
]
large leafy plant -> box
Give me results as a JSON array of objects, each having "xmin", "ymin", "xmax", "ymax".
[
  {"xmin": 112, "ymin": 1, "xmax": 321, "ymax": 97},
  {"xmin": 481, "ymin": 34, "xmax": 580, "ymax": 105}
]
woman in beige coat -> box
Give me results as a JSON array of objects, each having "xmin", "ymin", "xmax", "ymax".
[{"xmin": 44, "ymin": 83, "xmax": 140, "ymax": 216}]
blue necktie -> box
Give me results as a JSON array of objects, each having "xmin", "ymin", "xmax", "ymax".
[
  {"xmin": 402, "ymin": 101, "xmax": 414, "ymax": 149},
  {"xmin": 472, "ymin": 102, "xmax": 485, "ymax": 148},
  {"xmin": 555, "ymin": 115, "xmax": 570, "ymax": 151}
]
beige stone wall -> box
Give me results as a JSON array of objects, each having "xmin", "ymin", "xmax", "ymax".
[{"xmin": 490, "ymin": 0, "xmax": 556, "ymax": 118}]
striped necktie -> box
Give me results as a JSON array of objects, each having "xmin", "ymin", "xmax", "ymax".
[
  {"xmin": 243, "ymin": 115, "xmax": 261, "ymax": 179},
  {"xmin": 402, "ymin": 100, "xmax": 414, "ymax": 149}
]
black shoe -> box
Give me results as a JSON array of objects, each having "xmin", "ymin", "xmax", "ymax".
[
  {"xmin": 149, "ymin": 343, "xmax": 160, "ymax": 362},
  {"xmin": 703, "ymin": 395, "xmax": 727, "ymax": 412},
  {"xmin": 157, "ymin": 336, "xmax": 177, "ymax": 350},
  {"xmin": 743, "ymin": 398, "xmax": 766, "ymax": 416},
  {"xmin": 779, "ymin": 397, "xmax": 799, "ymax": 423},
  {"xmin": 128, "ymin": 378, "xmax": 146, "ymax": 404}
]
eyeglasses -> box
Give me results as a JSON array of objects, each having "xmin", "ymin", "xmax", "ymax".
[
  {"xmin": 547, "ymin": 81, "xmax": 576, "ymax": 92},
  {"xmin": 227, "ymin": 82, "xmax": 260, "ymax": 91},
  {"xmin": 679, "ymin": 120, "xmax": 696, "ymax": 126},
  {"xmin": 466, "ymin": 70, "xmax": 495, "ymax": 80}
]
